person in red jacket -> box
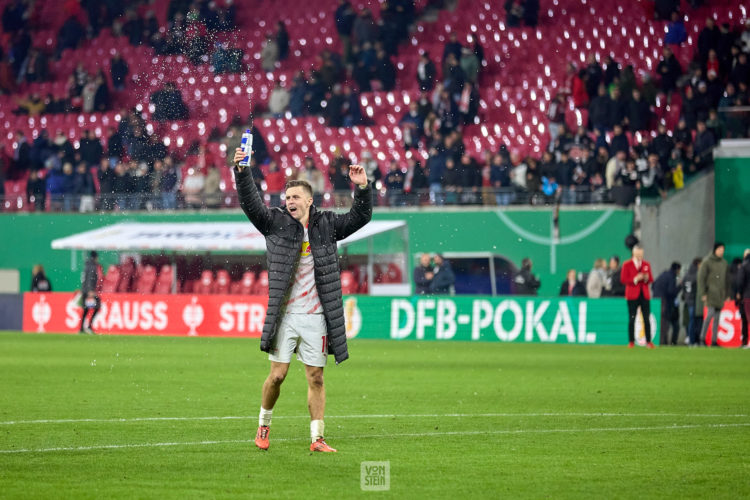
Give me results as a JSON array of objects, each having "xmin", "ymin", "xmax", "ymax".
[{"xmin": 620, "ymin": 244, "xmax": 655, "ymax": 348}]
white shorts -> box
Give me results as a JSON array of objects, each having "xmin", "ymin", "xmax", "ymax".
[{"xmin": 268, "ymin": 313, "xmax": 328, "ymax": 367}]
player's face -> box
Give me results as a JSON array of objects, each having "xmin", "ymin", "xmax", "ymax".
[{"xmin": 285, "ymin": 186, "xmax": 313, "ymax": 221}]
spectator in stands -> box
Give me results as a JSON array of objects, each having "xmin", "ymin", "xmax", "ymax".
[
  {"xmin": 269, "ymin": 80, "xmax": 289, "ymax": 118},
  {"xmin": 430, "ymin": 254, "xmax": 455, "ymax": 295},
  {"xmin": 265, "ymin": 161, "xmax": 286, "ymax": 207},
  {"xmin": 657, "ymin": 47, "xmax": 682, "ymax": 95},
  {"xmin": 654, "ymin": 0, "xmax": 678, "ymax": 21},
  {"xmin": 79, "ymin": 130, "xmax": 103, "ymax": 166},
  {"xmin": 26, "ymin": 169, "xmax": 46, "ymax": 211},
  {"xmin": 2, "ymin": 0, "xmax": 29, "ymax": 33},
  {"xmin": 29, "ymin": 130, "xmax": 51, "ymax": 171},
  {"xmin": 112, "ymin": 162, "xmax": 132, "ymax": 211},
  {"xmin": 414, "ymin": 253, "xmax": 434, "ymax": 294},
  {"xmin": 442, "ymin": 33, "xmax": 462, "ymax": 74},
  {"xmin": 261, "ymin": 33, "xmax": 279, "ymax": 72},
  {"xmin": 385, "ymin": 160, "xmax": 405, "ymax": 206},
  {"xmin": 665, "ymin": 11, "xmax": 687, "ymax": 46},
  {"xmin": 97, "ymin": 158, "xmax": 115, "ymax": 211},
  {"xmin": 297, "ymin": 156, "xmax": 326, "ymax": 206},
  {"xmin": 460, "ymin": 47, "xmax": 479, "ymax": 84},
  {"xmin": 8, "ymin": 130, "xmax": 30, "ymax": 180},
  {"xmin": 0, "ymin": 53, "xmax": 17, "ymax": 94},
  {"xmin": 275, "ymin": 21, "xmax": 290, "ymax": 61},
  {"xmin": 626, "ymin": 89, "xmax": 650, "ymax": 132},
  {"xmin": 110, "ymin": 53, "xmax": 129, "ymax": 91},
  {"xmin": 603, "ymin": 55, "xmax": 620, "ymax": 87},
  {"xmin": 693, "ymin": 120, "xmax": 716, "ymax": 171},
  {"xmin": 360, "ymin": 150, "xmax": 383, "ymax": 191},
  {"xmin": 547, "ymin": 93, "xmax": 566, "ymax": 149},
  {"xmin": 560, "ymin": 269, "xmax": 585, "ymax": 296},
  {"xmin": 586, "ymin": 259, "xmax": 607, "ymax": 298},
  {"xmin": 653, "ymin": 261, "xmax": 682, "ymax": 345},
  {"xmin": 56, "ymin": 15, "xmax": 85, "ymax": 58},
  {"xmin": 404, "ymin": 156, "xmax": 428, "ymax": 201},
  {"xmin": 182, "ymin": 167, "xmax": 206, "ymax": 209},
  {"xmin": 442, "ymin": 158, "xmax": 461, "ymax": 204},
  {"xmin": 287, "ymin": 73, "xmax": 305, "ymax": 116},
  {"xmin": 335, "ymin": 0, "xmax": 357, "ymax": 62},
  {"xmin": 202, "ymin": 166, "xmax": 222, "ymax": 209},
  {"xmin": 605, "ymin": 150, "xmax": 626, "ymax": 189},
  {"xmin": 417, "ymin": 51, "xmax": 437, "ymax": 92},
  {"xmin": 523, "ymin": 0, "xmax": 539, "ymax": 27},
  {"xmin": 698, "ymin": 242, "xmax": 729, "ymax": 347},
  {"xmin": 400, "ymin": 101, "xmax": 423, "ymax": 150},
  {"xmin": 61, "ymin": 162, "xmax": 76, "ymax": 212},
  {"xmin": 488, "ymin": 153, "xmax": 510, "ymax": 205},
  {"xmin": 353, "ymin": 8, "xmax": 378, "ymax": 48},
  {"xmin": 160, "ymin": 157, "xmax": 179, "ymax": 210},
  {"xmin": 13, "ymin": 92, "xmax": 45, "ymax": 116},
  {"xmin": 504, "ymin": 0, "xmax": 523, "ymax": 28},
  {"xmin": 18, "ymin": 49, "xmax": 48, "ymax": 83},
  {"xmin": 74, "ymin": 162, "xmax": 96, "ymax": 212},
  {"xmin": 31, "ymin": 265, "xmax": 52, "ymax": 292},
  {"xmin": 9, "ymin": 30, "xmax": 31, "ymax": 76},
  {"xmin": 589, "ymin": 84, "xmax": 612, "ymax": 134},
  {"xmin": 602, "ymin": 256, "xmax": 624, "ymax": 296},
  {"xmin": 697, "ymin": 18, "xmax": 720, "ymax": 65},
  {"xmin": 639, "ymin": 153, "xmax": 666, "ymax": 198},
  {"xmin": 514, "ymin": 258, "xmax": 541, "ymax": 295},
  {"xmin": 374, "ymin": 48, "xmax": 396, "ymax": 91},
  {"xmin": 151, "ymin": 82, "xmax": 189, "ymax": 121}
]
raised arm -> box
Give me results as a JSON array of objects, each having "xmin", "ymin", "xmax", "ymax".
[
  {"xmin": 333, "ymin": 164, "xmax": 373, "ymax": 240},
  {"xmin": 233, "ymin": 147, "xmax": 274, "ymax": 235}
]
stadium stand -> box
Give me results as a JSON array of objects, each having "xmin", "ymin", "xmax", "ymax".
[{"xmin": 1, "ymin": 0, "xmax": 748, "ymax": 213}]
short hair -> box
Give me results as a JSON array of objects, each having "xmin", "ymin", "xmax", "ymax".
[
  {"xmin": 744, "ymin": 248, "xmax": 750, "ymax": 258},
  {"xmin": 285, "ymin": 179, "xmax": 313, "ymax": 197},
  {"xmin": 632, "ymin": 244, "xmax": 643, "ymax": 253},
  {"xmin": 90, "ymin": 250, "xmax": 98, "ymax": 259},
  {"xmin": 713, "ymin": 241, "xmax": 725, "ymax": 252},
  {"xmin": 670, "ymin": 261, "xmax": 682, "ymax": 272},
  {"xmin": 611, "ymin": 255, "xmax": 620, "ymax": 265}
]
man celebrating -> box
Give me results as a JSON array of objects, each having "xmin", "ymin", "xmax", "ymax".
[
  {"xmin": 232, "ymin": 147, "xmax": 372, "ymax": 453},
  {"xmin": 620, "ymin": 245, "xmax": 655, "ymax": 348}
]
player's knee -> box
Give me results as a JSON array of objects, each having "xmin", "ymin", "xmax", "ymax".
[
  {"xmin": 308, "ymin": 371, "xmax": 324, "ymax": 389},
  {"xmin": 269, "ymin": 371, "xmax": 287, "ymax": 386}
]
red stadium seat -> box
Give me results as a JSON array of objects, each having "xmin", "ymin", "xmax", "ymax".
[
  {"xmin": 233, "ymin": 271, "xmax": 256, "ymax": 295},
  {"xmin": 213, "ymin": 269, "xmax": 231, "ymax": 294},
  {"xmin": 101, "ymin": 265, "xmax": 120, "ymax": 293},
  {"xmin": 253, "ymin": 271, "xmax": 269, "ymax": 296},
  {"xmin": 193, "ymin": 270, "xmax": 214, "ymax": 295},
  {"xmin": 341, "ymin": 271, "xmax": 358, "ymax": 295}
]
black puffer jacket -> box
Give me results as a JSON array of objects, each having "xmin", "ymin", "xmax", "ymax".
[{"xmin": 235, "ymin": 166, "xmax": 372, "ymax": 364}]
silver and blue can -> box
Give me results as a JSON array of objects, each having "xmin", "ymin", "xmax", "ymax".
[{"xmin": 239, "ymin": 129, "xmax": 253, "ymax": 166}]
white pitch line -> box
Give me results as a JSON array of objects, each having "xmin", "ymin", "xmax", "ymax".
[
  {"xmin": 1, "ymin": 422, "xmax": 748, "ymax": 455},
  {"xmin": 0, "ymin": 412, "xmax": 747, "ymax": 426}
]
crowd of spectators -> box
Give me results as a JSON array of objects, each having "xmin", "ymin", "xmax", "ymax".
[{"xmin": 3, "ymin": 1, "xmax": 750, "ymax": 212}]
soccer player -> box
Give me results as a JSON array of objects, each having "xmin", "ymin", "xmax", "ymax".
[
  {"xmin": 232, "ymin": 147, "xmax": 372, "ymax": 452},
  {"xmin": 621, "ymin": 244, "xmax": 655, "ymax": 348}
]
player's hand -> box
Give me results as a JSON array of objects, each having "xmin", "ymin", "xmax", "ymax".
[
  {"xmin": 233, "ymin": 147, "xmax": 245, "ymax": 168},
  {"xmin": 349, "ymin": 164, "xmax": 368, "ymax": 186}
]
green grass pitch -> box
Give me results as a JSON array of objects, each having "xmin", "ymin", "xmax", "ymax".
[{"xmin": 0, "ymin": 331, "xmax": 749, "ymax": 498}]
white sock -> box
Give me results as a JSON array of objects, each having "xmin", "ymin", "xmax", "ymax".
[
  {"xmin": 311, "ymin": 419, "xmax": 324, "ymax": 442},
  {"xmin": 259, "ymin": 407, "xmax": 273, "ymax": 427}
]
